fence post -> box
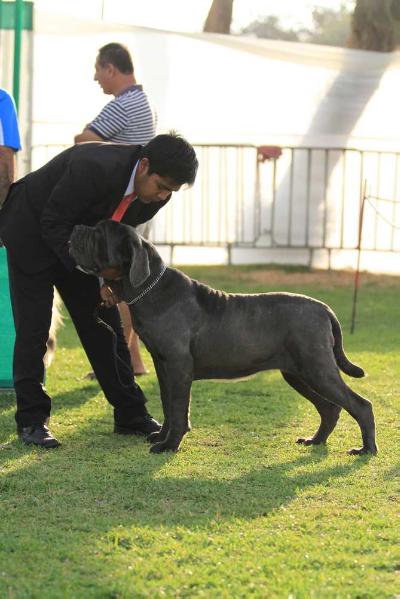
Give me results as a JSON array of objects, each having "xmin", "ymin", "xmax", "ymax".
[{"xmin": 350, "ymin": 180, "xmax": 367, "ymax": 334}]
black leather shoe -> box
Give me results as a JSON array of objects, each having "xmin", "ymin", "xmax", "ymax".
[
  {"xmin": 114, "ymin": 414, "xmax": 161, "ymax": 437},
  {"xmin": 18, "ymin": 423, "xmax": 61, "ymax": 449}
]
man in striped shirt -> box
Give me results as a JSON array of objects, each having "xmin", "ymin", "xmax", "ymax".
[
  {"xmin": 75, "ymin": 43, "xmax": 157, "ymax": 376},
  {"xmin": 75, "ymin": 43, "xmax": 157, "ymax": 145}
]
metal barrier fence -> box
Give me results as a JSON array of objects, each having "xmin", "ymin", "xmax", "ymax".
[{"xmin": 31, "ymin": 144, "xmax": 400, "ymax": 257}]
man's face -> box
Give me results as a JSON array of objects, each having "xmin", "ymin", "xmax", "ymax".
[
  {"xmin": 94, "ymin": 58, "xmax": 113, "ymax": 95},
  {"xmin": 134, "ymin": 158, "xmax": 181, "ymax": 204}
]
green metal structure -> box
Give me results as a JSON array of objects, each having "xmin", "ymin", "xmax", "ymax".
[
  {"xmin": 0, "ymin": 250, "xmax": 14, "ymax": 388},
  {"xmin": 0, "ymin": 1, "xmax": 33, "ymax": 387}
]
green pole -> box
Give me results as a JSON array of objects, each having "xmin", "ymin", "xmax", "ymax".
[{"xmin": 13, "ymin": 0, "xmax": 24, "ymax": 112}]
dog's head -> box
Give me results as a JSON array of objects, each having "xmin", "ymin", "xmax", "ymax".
[{"xmin": 69, "ymin": 220, "xmax": 150, "ymax": 287}]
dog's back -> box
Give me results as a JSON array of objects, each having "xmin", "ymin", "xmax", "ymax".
[{"xmin": 185, "ymin": 281, "xmax": 333, "ymax": 379}]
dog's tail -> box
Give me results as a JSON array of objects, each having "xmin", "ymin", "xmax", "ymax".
[
  {"xmin": 328, "ymin": 310, "xmax": 365, "ymax": 378},
  {"xmin": 44, "ymin": 290, "xmax": 63, "ymax": 369}
]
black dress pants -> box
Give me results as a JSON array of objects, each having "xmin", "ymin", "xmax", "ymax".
[{"xmin": 7, "ymin": 253, "xmax": 147, "ymax": 427}]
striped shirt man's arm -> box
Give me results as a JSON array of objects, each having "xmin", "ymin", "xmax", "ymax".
[
  {"xmin": 89, "ymin": 100, "xmax": 128, "ymax": 139},
  {"xmin": 88, "ymin": 89, "xmax": 157, "ymax": 144}
]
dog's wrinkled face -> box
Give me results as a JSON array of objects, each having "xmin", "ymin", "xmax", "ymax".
[{"xmin": 69, "ymin": 221, "xmax": 150, "ymax": 287}]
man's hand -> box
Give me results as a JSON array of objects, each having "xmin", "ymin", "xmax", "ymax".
[
  {"xmin": 74, "ymin": 128, "xmax": 104, "ymax": 144},
  {"xmin": 100, "ymin": 284, "xmax": 119, "ymax": 308}
]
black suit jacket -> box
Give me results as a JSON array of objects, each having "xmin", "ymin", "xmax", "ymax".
[{"xmin": 0, "ymin": 142, "xmax": 170, "ymax": 273}]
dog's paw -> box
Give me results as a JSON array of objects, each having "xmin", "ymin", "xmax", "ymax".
[
  {"xmin": 147, "ymin": 431, "xmax": 161, "ymax": 443},
  {"xmin": 149, "ymin": 441, "xmax": 179, "ymax": 454},
  {"xmin": 296, "ymin": 436, "xmax": 320, "ymax": 446},
  {"xmin": 147, "ymin": 430, "xmax": 169, "ymax": 444},
  {"xmin": 347, "ymin": 445, "xmax": 378, "ymax": 456}
]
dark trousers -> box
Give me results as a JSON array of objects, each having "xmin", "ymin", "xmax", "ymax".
[{"xmin": 7, "ymin": 253, "xmax": 146, "ymax": 427}]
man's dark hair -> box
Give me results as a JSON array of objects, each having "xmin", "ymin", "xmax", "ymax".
[
  {"xmin": 141, "ymin": 132, "xmax": 198, "ymax": 186},
  {"xmin": 97, "ymin": 43, "xmax": 133, "ymax": 75}
]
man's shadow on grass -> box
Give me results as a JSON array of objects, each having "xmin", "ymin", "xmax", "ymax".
[
  {"xmin": 0, "ymin": 384, "xmax": 101, "ymax": 451},
  {"xmin": 0, "ymin": 391, "xmax": 14, "ymax": 414},
  {"xmin": 0, "ymin": 366, "xmax": 161, "ymax": 448}
]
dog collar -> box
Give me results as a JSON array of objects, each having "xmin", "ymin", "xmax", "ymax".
[{"xmin": 125, "ymin": 264, "xmax": 167, "ymax": 305}]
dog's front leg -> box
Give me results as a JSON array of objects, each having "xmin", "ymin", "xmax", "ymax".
[
  {"xmin": 148, "ymin": 357, "xmax": 171, "ymax": 444},
  {"xmin": 150, "ymin": 357, "xmax": 193, "ymax": 454}
]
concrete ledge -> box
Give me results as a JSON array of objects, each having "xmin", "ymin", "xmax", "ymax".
[
  {"xmin": 231, "ymin": 247, "xmax": 311, "ymax": 266},
  {"xmin": 155, "ymin": 244, "xmax": 400, "ymax": 275}
]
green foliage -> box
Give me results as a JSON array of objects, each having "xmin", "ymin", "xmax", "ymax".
[
  {"xmin": 307, "ymin": 5, "xmax": 353, "ymax": 47},
  {"xmin": 0, "ymin": 266, "xmax": 399, "ymax": 597},
  {"xmin": 351, "ymin": 0, "xmax": 400, "ymax": 51},
  {"xmin": 240, "ymin": 3, "xmax": 354, "ymax": 48},
  {"xmin": 241, "ymin": 15, "xmax": 301, "ymax": 42}
]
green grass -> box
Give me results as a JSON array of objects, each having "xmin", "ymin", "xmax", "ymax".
[{"xmin": 0, "ymin": 265, "xmax": 399, "ymax": 598}]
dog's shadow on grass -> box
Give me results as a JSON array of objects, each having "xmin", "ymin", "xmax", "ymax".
[
  {"xmin": 0, "ymin": 376, "xmax": 376, "ymax": 592},
  {"xmin": 126, "ymin": 449, "xmax": 371, "ymax": 527},
  {"xmin": 0, "ymin": 398, "xmax": 377, "ymax": 599},
  {"xmin": 0, "ymin": 412, "xmax": 371, "ymax": 525}
]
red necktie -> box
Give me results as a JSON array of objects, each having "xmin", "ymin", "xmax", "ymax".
[{"xmin": 111, "ymin": 192, "xmax": 136, "ymax": 222}]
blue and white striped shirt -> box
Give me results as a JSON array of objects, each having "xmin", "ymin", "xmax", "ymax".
[{"xmin": 89, "ymin": 85, "xmax": 157, "ymax": 145}]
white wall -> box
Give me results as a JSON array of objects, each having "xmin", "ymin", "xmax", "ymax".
[
  {"xmin": 30, "ymin": 13, "xmax": 400, "ymax": 273},
  {"xmin": 32, "ymin": 13, "xmax": 400, "ymax": 151}
]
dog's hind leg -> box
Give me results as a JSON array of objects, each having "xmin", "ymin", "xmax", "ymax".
[
  {"xmin": 150, "ymin": 356, "xmax": 193, "ymax": 454},
  {"xmin": 281, "ymin": 371, "xmax": 341, "ymax": 445},
  {"xmin": 300, "ymin": 364, "xmax": 377, "ymax": 455},
  {"xmin": 344, "ymin": 387, "xmax": 378, "ymax": 455}
]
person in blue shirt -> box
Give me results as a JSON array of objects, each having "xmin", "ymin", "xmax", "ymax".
[{"xmin": 0, "ymin": 89, "xmax": 21, "ymax": 206}]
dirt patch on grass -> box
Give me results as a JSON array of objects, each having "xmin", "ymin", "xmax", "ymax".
[
  {"xmin": 184, "ymin": 265, "xmax": 400, "ymax": 290},
  {"xmin": 245, "ymin": 269, "xmax": 400, "ymax": 289}
]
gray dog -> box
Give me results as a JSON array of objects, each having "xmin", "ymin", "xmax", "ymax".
[{"xmin": 69, "ymin": 220, "xmax": 377, "ymax": 456}]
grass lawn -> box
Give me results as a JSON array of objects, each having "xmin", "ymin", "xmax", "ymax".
[{"xmin": 0, "ymin": 265, "xmax": 399, "ymax": 598}]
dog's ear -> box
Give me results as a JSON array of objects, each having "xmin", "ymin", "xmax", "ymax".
[{"xmin": 127, "ymin": 228, "xmax": 150, "ymax": 288}]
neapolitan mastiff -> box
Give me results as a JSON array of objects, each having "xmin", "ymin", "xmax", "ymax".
[{"xmin": 69, "ymin": 220, "xmax": 378, "ymax": 456}]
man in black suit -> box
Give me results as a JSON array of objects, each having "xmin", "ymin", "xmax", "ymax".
[{"xmin": 0, "ymin": 132, "xmax": 198, "ymax": 448}]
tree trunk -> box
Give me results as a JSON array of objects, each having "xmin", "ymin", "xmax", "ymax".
[
  {"xmin": 349, "ymin": 0, "xmax": 400, "ymax": 51},
  {"xmin": 203, "ymin": 0, "xmax": 234, "ymax": 34}
]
